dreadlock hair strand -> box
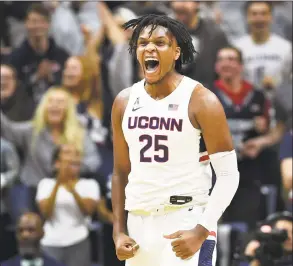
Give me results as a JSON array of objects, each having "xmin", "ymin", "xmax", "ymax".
[{"xmin": 123, "ymin": 14, "xmax": 197, "ymax": 72}]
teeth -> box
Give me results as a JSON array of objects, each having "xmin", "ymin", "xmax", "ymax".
[{"xmin": 145, "ymin": 58, "xmax": 158, "ymax": 62}]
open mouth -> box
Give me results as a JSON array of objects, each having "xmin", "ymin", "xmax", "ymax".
[{"xmin": 145, "ymin": 59, "xmax": 159, "ymax": 73}]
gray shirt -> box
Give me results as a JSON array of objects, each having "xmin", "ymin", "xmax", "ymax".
[
  {"xmin": 1, "ymin": 137, "xmax": 20, "ymax": 213},
  {"xmin": 1, "ymin": 112, "xmax": 100, "ymax": 187}
]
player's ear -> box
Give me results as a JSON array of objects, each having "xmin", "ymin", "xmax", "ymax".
[{"xmin": 174, "ymin": 47, "xmax": 181, "ymax": 61}]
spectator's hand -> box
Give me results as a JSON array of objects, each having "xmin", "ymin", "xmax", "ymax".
[
  {"xmin": 262, "ymin": 76, "xmax": 276, "ymax": 90},
  {"xmin": 114, "ymin": 233, "xmax": 139, "ymax": 261},
  {"xmin": 36, "ymin": 60, "xmax": 53, "ymax": 81},
  {"xmin": 64, "ymin": 180, "xmax": 77, "ymax": 192},
  {"xmin": 254, "ymin": 116, "xmax": 268, "ymax": 134},
  {"xmin": 241, "ymin": 137, "xmax": 266, "ymax": 159},
  {"xmin": 57, "ymin": 169, "xmax": 71, "ymax": 184},
  {"xmin": 245, "ymin": 240, "xmax": 260, "ymax": 257}
]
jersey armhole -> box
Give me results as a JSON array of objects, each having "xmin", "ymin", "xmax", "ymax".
[{"xmin": 187, "ymin": 83, "xmax": 202, "ymax": 131}]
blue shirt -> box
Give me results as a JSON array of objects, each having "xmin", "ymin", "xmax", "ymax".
[{"xmin": 280, "ymin": 130, "xmax": 293, "ymax": 161}]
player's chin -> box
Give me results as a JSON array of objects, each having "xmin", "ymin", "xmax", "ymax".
[{"xmin": 145, "ymin": 75, "xmax": 161, "ymax": 85}]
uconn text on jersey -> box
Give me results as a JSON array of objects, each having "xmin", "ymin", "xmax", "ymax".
[{"xmin": 128, "ymin": 116, "xmax": 183, "ymax": 132}]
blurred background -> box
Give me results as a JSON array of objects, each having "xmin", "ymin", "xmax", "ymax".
[{"xmin": 0, "ymin": 1, "xmax": 292, "ymax": 266}]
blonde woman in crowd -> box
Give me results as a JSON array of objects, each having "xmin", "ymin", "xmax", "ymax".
[
  {"xmin": 0, "ymin": 87, "xmax": 100, "ymax": 220},
  {"xmin": 36, "ymin": 143, "xmax": 100, "ymax": 266}
]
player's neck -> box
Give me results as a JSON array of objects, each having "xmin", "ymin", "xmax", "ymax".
[
  {"xmin": 28, "ymin": 36, "xmax": 49, "ymax": 54},
  {"xmin": 220, "ymin": 77, "xmax": 242, "ymax": 93},
  {"xmin": 250, "ymin": 31, "xmax": 270, "ymax": 44},
  {"xmin": 145, "ymin": 72, "xmax": 183, "ymax": 100}
]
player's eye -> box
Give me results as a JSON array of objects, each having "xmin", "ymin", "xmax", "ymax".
[
  {"xmin": 139, "ymin": 42, "xmax": 147, "ymax": 46},
  {"xmin": 156, "ymin": 41, "xmax": 165, "ymax": 46}
]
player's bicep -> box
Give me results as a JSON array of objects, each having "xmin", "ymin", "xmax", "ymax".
[
  {"xmin": 193, "ymin": 86, "xmax": 234, "ymax": 155},
  {"xmin": 111, "ymin": 93, "xmax": 131, "ymax": 178}
]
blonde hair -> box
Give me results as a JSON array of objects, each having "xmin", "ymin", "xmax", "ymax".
[{"xmin": 32, "ymin": 87, "xmax": 85, "ymax": 153}]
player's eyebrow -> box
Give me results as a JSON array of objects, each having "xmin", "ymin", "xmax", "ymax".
[{"xmin": 138, "ymin": 36, "xmax": 168, "ymax": 41}]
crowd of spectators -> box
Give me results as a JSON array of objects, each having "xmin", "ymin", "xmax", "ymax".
[{"xmin": 0, "ymin": 1, "xmax": 292, "ymax": 266}]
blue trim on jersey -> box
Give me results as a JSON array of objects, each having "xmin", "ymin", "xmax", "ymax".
[{"xmin": 198, "ymin": 239, "xmax": 216, "ymax": 266}]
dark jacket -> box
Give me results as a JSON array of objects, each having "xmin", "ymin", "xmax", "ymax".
[
  {"xmin": 5, "ymin": 38, "xmax": 69, "ymax": 103},
  {"xmin": 180, "ymin": 18, "xmax": 230, "ymax": 87},
  {"xmin": 1, "ymin": 85, "xmax": 35, "ymax": 122},
  {"xmin": 1, "ymin": 254, "xmax": 66, "ymax": 266}
]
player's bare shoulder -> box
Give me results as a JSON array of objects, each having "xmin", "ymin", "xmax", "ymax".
[
  {"xmin": 189, "ymin": 83, "xmax": 226, "ymax": 128},
  {"xmin": 112, "ymin": 87, "xmax": 132, "ymax": 121},
  {"xmin": 191, "ymin": 83, "xmax": 223, "ymax": 113}
]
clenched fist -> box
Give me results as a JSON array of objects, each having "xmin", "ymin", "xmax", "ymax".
[
  {"xmin": 114, "ymin": 233, "xmax": 139, "ymax": 261},
  {"xmin": 164, "ymin": 225, "xmax": 209, "ymax": 260}
]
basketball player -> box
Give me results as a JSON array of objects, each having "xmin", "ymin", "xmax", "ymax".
[{"xmin": 111, "ymin": 15, "xmax": 239, "ymax": 266}]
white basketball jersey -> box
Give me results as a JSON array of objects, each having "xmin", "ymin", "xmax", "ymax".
[{"xmin": 122, "ymin": 76, "xmax": 212, "ymax": 211}]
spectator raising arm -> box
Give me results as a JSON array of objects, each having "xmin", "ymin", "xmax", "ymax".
[{"xmin": 97, "ymin": 1, "xmax": 133, "ymax": 97}]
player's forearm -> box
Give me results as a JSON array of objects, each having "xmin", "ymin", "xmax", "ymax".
[
  {"xmin": 112, "ymin": 173, "xmax": 128, "ymax": 239},
  {"xmin": 198, "ymin": 150, "xmax": 239, "ymax": 231}
]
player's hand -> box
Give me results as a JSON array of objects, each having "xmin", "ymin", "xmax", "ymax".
[
  {"xmin": 114, "ymin": 233, "xmax": 139, "ymax": 261},
  {"xmin": 164, "ymin": 225, "xmax": 209, "ymax": 260}
]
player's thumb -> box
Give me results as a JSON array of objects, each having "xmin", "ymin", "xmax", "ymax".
[
  {"xmin": 131, "ymin": 243, "xmax": 140, "ymax": 254},
  {"xmin": 163, "ymin": 230, "xmax": 183, "ymax": 239}
]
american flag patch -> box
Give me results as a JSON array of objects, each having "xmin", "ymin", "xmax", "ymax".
[{"xmin": 168, "ymin": 104, "xmax": 179, "ymax": 111}]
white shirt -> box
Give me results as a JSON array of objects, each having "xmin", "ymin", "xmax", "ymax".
[
  {"xmin": 36, "ymin": 178, "xmax": 100, "ymax": 247},
  {"xmin": 122, "ymin": 77, "xmax": 212, "ymax": 211},
  {"xmin": 234, "ymin": 34, "xmax": 292, "ymax": 89}
]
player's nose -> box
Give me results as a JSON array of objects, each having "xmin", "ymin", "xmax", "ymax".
[{"xmin": 145, "ymin": 42, "xmax": 156, "ymax": 52}]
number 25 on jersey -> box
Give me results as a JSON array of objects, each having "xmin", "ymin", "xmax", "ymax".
[{"xmin": 140, "ymin": 134, "xmax": 169, "ymax": 163}]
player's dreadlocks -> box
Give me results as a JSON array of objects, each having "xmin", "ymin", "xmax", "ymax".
[{"xmin": 123, "ymin": 14, "xmax": 197, "ymax": 72}]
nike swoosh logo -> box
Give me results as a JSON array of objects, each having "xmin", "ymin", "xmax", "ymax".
[{"xmin": 132, "ymin": 107, "xmax": 143, "ymax": 112}]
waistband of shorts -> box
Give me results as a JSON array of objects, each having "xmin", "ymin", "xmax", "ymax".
[{"xmin": 130, "ymin": 204, "xmax": 203, "ymax": 216}]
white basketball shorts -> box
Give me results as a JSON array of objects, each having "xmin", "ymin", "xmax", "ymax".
[{"xmin": 126, "ymin": 205, "xmax": 217, "ymax": 266}]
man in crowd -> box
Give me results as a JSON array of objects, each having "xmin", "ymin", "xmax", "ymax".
[
  {"xmin": 171, "ymin": 1, "xmax": 229, "ymax": 87},
  {"xmin": 4, "ymin": 3, "xmax": 69, "ymax": 104},
  {"xmin": 234, "ymin": 1, "xmax": 292, "ymax": 91},
  {"xmin": 1, "ymin": 212, "xmax": 65, "ymax": 266},
  {"xmin": 212, "ymin": 46, "xmax": 269, "ymax": 228}
]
